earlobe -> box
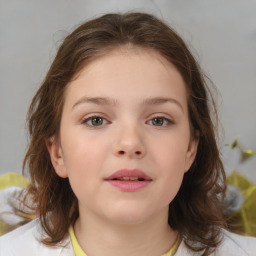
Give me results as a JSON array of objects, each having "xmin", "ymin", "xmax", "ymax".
[
  {"xmin": 184, "ymin": 132, "xmax": 200, "ymax": 173},
  {"xmin": 46, "ymin": 136, "xmax": 68, "ymax": 178}
]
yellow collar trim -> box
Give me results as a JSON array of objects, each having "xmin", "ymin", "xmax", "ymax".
[
  {"xmin": 162, "ymin": 235, "xmax": 180, "ymax": 256},
  {"xmin": 69, "ymin": 226, "xmax": 87, "ymax": 256},
  {"xmin": 69, "ymin": 226, "xmax": 180, "ymax": 256}
]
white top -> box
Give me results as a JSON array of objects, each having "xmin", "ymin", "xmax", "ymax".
[{"xmin": 0, "ymin": 219, "xmax": 256, "ymax": 256}]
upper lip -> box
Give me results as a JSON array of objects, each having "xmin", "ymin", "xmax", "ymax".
[{"xmin": 105, "ymin": 169, "xmax": 152, "ymax": 181}]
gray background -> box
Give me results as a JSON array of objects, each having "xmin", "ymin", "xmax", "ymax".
[{"xmin": 1, "ymin": 0, "xmax": 256, "ymax": 182}]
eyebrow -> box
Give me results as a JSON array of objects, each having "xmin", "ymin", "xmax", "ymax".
[
  {"xmin": 72, "ymin": 97, "xmax": 118, "ymax": 109},
  {"xmin": 141, "ymin": 97, "xmax": 184, "ymax": 111},
  {"xmin": 72, "ymin": 96, "xmax": 183, "ymax": 112}
]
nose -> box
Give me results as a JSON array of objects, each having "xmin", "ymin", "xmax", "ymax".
[{"xmin": 113, "ymin": 125, "xmax": 146, "ymax": 159}]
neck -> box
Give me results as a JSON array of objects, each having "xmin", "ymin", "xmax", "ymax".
[{"xmin": 74, "ymin": 209, "xmax": 178, "ymax": 256}]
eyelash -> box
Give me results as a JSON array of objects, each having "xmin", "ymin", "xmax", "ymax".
[
  {"xmin": 81, "ymin": 115, "xmax": 110, "ymax": 128},
  {"xmin": 147, "ymin": 116, "xmax": 173, "ymax": 127},
  {"xmin": 81, "ymin": 115, "xmax": 174, "ymax": 128}
]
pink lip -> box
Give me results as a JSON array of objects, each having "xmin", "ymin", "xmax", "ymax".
[{"xmin": 105, "ymin": 169, "xmax": 152, "ymax": 192}]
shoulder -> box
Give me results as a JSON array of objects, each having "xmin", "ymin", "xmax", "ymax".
[
  {"xmin": 175, "ymin": 230, "xmax": 256, "ymax": 256},
  {"xmin": 0, "ymin": 218, "xmax": 74, "ymax": 256},
  {"xmin": 215, "ymin": 229, "xmax": 256, "ymax": 256}
]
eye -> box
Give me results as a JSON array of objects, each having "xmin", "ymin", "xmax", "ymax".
[
  {"xmin": 82, "ymin": 115, "xmax": 108, "ymax": 127},
  {"xmin": 148, "ymin": 116, "xmax": 172, "ymax": 127}
]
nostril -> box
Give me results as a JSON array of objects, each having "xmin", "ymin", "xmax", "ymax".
[{"xmin": 118, "ymin": 150, "xmax": 142, "ymax": 156}]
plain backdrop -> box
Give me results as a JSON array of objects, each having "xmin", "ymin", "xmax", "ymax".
[{"xmin": 0, "ymin": 0, "xmax": 256, "ymax": 182}]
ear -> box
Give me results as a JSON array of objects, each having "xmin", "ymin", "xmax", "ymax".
[
  {"xmin": 184, "ymin": 131, "xmax": 199, "ymax": 173},
  {"xmin": 46, "ymin": 136, "xmax": 68, "ymax": 178}
]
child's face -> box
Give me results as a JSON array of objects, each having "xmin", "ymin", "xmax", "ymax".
[{"xmin": 48, "ymin": 47, "xmax": 198, "ymax": 226}]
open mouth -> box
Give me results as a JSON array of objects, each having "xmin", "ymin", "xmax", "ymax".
[
  {"xmin": 112, "ymin": 177, "xmax": 147, "ymax": 181},
  {"xmin": 105, "ymin": 168, "xmax": 152, "ymax": 181},
  {"xmin": 105, "ymin": 169, "xmax": 152, "ymax": 192}
]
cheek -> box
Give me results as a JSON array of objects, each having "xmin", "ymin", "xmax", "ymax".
[
  {"xmin": 150, "ymin": 137, "xmax": 188, "ymax": 201},
  {"xmin": 159, "ymin": 149, "xmax": 186, "ymax": 189},
  {"xmin": 62, "ymin": 130, "xmax": 108, "ymax": 167},
  {"xmin": 151, "ymin": 135, "xmax": 188, "ymax": 172},
  {"xmin": 62, "ymin": 144, "xmax": 103, "ymax": 206},
  {"xmin": 60, "ymin": 138, "xmax": 105, "ymax": 188},
  {"xmin": 157, "ymin": 155, "xmax": 185, "ymax": 206}
]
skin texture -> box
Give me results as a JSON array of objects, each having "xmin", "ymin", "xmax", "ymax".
[{"xmin": 47, "ymin": 47, "xmax": 199, "ymax": 256}]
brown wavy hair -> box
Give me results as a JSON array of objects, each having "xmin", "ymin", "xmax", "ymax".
[{"xmin": 23, "ymin": 12, "xmax": 227, "ymax": 255}]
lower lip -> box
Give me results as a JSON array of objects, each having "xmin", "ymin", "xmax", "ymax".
[{"xmin": 106, "ymin": 180, "xmax": 151, "ymax": 192}]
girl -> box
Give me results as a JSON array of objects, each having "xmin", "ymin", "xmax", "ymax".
[{"xmin": 0, "ymin": 12, "xmax": 255, "ymax": 256}]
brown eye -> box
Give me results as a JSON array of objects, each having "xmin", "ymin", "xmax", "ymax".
[
  {"xmin": 83, "ymin": 116, "xmax": 107, "ymax": 127},
  {"xmin": 148, "ymin": 117, "xmax": 172, "ymax": 127},
  {"xmin": 91, "ymin": 117, "xmax": 104, "ymax": 126},
  {"xmin": 152, "ymin": 118, "xmax": 164, "ymax": 126}
]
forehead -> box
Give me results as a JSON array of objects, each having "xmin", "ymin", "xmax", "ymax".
[
  {"xmin": 71, "ymin": 45, "xmax": 186, "ymax": 85},
  {"xmin": 64, "ymin": 47, "xmax": 188, "ymax": 109}
]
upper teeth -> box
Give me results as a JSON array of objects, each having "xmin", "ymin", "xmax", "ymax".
[{"xmin": 120, "ymin": 177, "xmax": 139, "ymax": 181}]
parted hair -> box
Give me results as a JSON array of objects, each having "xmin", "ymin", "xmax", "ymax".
[{"xmin": 23, "ymin": 12, "xmax": 226, "ymax": 255}]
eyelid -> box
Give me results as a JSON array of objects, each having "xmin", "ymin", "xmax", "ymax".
[
  {"xmin": 148, "ymin": 113, "xmax": 174, "ymax": 121},
  {"xmin": 81, "ymin": 113, "xmax": 111, "ymax": 127},
  {"xmin": 146, "ymin": 114, "xmax": 174, "ymax": 126}
]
